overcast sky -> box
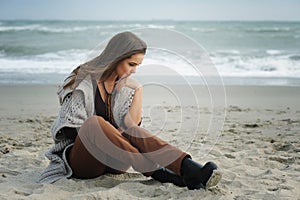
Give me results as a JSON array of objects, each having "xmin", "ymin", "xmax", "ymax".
[{"xmin": 0, "ymin": 0, "xmax": 299, "ymax": 21}]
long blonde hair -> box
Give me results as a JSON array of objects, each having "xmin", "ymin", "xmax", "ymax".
[{"xmin": 62, "ymin": 32, "xmax": 147, "ymax": 90}]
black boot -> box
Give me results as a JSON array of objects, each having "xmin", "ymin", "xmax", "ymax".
[
  {"xmin": 151, "ymin": 167, "xmax": 186, "ymax": 187},
  {"xmin": 181, "ymin": 157, "xmax": 222, "ymax": 190}
]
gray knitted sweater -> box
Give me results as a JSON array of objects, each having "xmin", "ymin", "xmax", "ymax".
[{"xmin": 37, "ymin": 75, "xmax": 138, "ymax": 183}]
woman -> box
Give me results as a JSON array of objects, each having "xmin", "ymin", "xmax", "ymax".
[{"xmin": 37, "ymin": 31, "xmax": 222, "ymax": 190}]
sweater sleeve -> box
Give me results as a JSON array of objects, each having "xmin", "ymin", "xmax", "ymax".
[
  {"xmin": 51, "ymin": 89, "xmax": 88, "ymax": 142},
  {"xmin": 37, "ymin": 78, "xmax": 94, "ymax": 183},
  {"xmin": 36, "ymin": 139, "xmax": 74, "ymax": 183},
  {"xmin": 112, "ymin": 86, "xmax": 135, "ymax": 130}
]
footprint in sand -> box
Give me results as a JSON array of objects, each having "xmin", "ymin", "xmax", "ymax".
[
  {"xmin": 0, "ymin": 168, "xmax": 20, "ymax": 176},
  {"xmin": 269, "ymin": 156, "xmax": 295, "ymax": 164},
  {"xmin": 273, "ymin": 143, "xmax": 294, "ymax": 151}
]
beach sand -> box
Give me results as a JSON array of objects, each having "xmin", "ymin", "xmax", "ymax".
[{"xmin": 0, "ymin": 84, "xmax": 299, "ymax": 199}]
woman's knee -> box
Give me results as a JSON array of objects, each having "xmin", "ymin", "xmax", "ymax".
[
  {"xmin": 78, "ymin": 116, "xmax": 105, "ymax": 137},
  {"xmin": 79, "ymin": 115, "xmax": 117, "ymax": 139},
  {"xmin": 82, "ymin": 115, "xmax": 106, "ymax": 127}
]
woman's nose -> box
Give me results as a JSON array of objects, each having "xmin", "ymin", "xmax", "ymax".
[{"xmin": 130, "ymin": 67, "xmax": 136, "ymax": 73}]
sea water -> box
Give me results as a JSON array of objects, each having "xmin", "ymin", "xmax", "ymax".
[{"xmin": 0, "ymin": 20, "xmax": 299, "ymax": 86}]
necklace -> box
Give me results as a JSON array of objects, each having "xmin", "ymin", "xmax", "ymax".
[
  {"xmin": 101, "ymin": 81, "xmax": 114, "ymax": 124},
  {"xmin": 102, "ymin": 81, "xmax": 113, "ymax": 95}
]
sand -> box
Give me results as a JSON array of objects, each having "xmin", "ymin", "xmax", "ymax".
[{"xmin": 0, "ymin": 84, "xmax": 299, "ymax": 200}]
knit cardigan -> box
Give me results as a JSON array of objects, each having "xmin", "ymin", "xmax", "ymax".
[{"xmin": 37, "ymin": 75, "xmax": 138, "ymax": 183}]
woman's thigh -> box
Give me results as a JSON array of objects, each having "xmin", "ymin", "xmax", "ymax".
[
  {"xmin": 67, "ymin": 134, "xmax": 106, "ymax": 179},
  {"xmin": 67, "ymin": 116, "xmax": 130, "ymax": 178}
]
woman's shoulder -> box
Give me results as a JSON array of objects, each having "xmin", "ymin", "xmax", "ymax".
[
  {"xmin": 57, "ymin": 75, "xmax": 93, "ymax": 104},
  {"xmin": 73, "ymin": 75, "xmax": 94, "ymax": 96}
]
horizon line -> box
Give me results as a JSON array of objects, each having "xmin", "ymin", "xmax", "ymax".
[{"xmin": 1, "ymin": 19, "xmax": 300, "ymax": 22}]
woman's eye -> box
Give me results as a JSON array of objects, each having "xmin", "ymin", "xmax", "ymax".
[{"xmin": 129, "ymin": 63, "xmax": 135, "ymax": 67}]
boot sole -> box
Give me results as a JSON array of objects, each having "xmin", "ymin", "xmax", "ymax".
[{"xmin": 205, "ymin": 169, "xmax": 222, "ymax": 188}]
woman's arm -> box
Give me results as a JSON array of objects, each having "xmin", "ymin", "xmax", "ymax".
[{"xmin": 123, "ymin": 86, "xmax": 143, "ymax": 128}]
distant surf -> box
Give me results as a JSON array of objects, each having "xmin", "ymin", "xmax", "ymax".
[{"xmin": 0, "ymin": 20, "xmax": 299, "ymax": 85}]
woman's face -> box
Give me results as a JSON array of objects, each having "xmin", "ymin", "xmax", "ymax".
[{"xmin": 116, "ymin": 53, "xmax": 144, "ymax": 78}]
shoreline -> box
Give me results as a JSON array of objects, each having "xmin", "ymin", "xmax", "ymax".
[{"xmin": 1, "ymin": 74, "xmax": 300, "ymax": 87}]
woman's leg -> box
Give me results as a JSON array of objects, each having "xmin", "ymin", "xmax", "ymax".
[
  {"xmin": 68, "ymin": 116, "xmax": 220, "ymax": 189},
  {"xmin": 123, "ymin": 126, "xmax": 222, "ymax": 189},
  {"xmin": 69, "ymin": 116, "xmax": 159, "ymax": 177},
  {"xmin": 68, "ymin": 135, "xmax": 109, "ymax": 178},
  {"xmin": 123, "ymin": 126, "xmax": 190, "ymax": 176}
]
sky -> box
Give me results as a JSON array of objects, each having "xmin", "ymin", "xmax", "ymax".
[{"xmin": 0, "ymin": 0, "xmax": 300, "ymax": 21}]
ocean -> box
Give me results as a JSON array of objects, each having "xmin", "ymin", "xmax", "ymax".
[{"xmin": 0, "ymin": 20, "xmax": 300, "ymax": 86}]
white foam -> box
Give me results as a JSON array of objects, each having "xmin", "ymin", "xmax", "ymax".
[
  {"xmin": 120, "ymin": 24, "xmax": 143, "ymax": 28},
  {"xmin": 215, "ymin": 50, "xmax": 241, "ymax": 55},
  {"xmin": 142, "ymin": 50, "xmax": 202, "ymax": 76},
  {"xmin": 266, "ymin": 50, "xmax": 283, "ymax": 55},
  {"xmin": 0, "ymin": 23, "xmax": 177, "ymax": 33},
  {"xmin": 247, "ymin": 27, "xmax": 291, "ymax": 32},
  {"xmin": 0, "ymin": 49, "xmax": 89, "ymax": 74},
  {"xmin": 1, "ymin": 49, "xmax": 300, "ymax": 79},
  {"xmin": 0, "ymin": 24, "xmax": 41, "ymax": 32},
  {"xmin": 191, "ymin": 27, "xmax": 216, "ymax": 32},
  {"xmin": 0, "ymin": 24, "xmax": 111, "ymax": 33},
  {"xmin": 211, "ymin": 54, "xmax": 300, "ymax": 77},
  {"xmin": 0, "ymin": 44, "xmax": 300, "ymax": 80},
  {"xmin": 146, "ymin": 24, "xmax": 175, "ymax": 29}
]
